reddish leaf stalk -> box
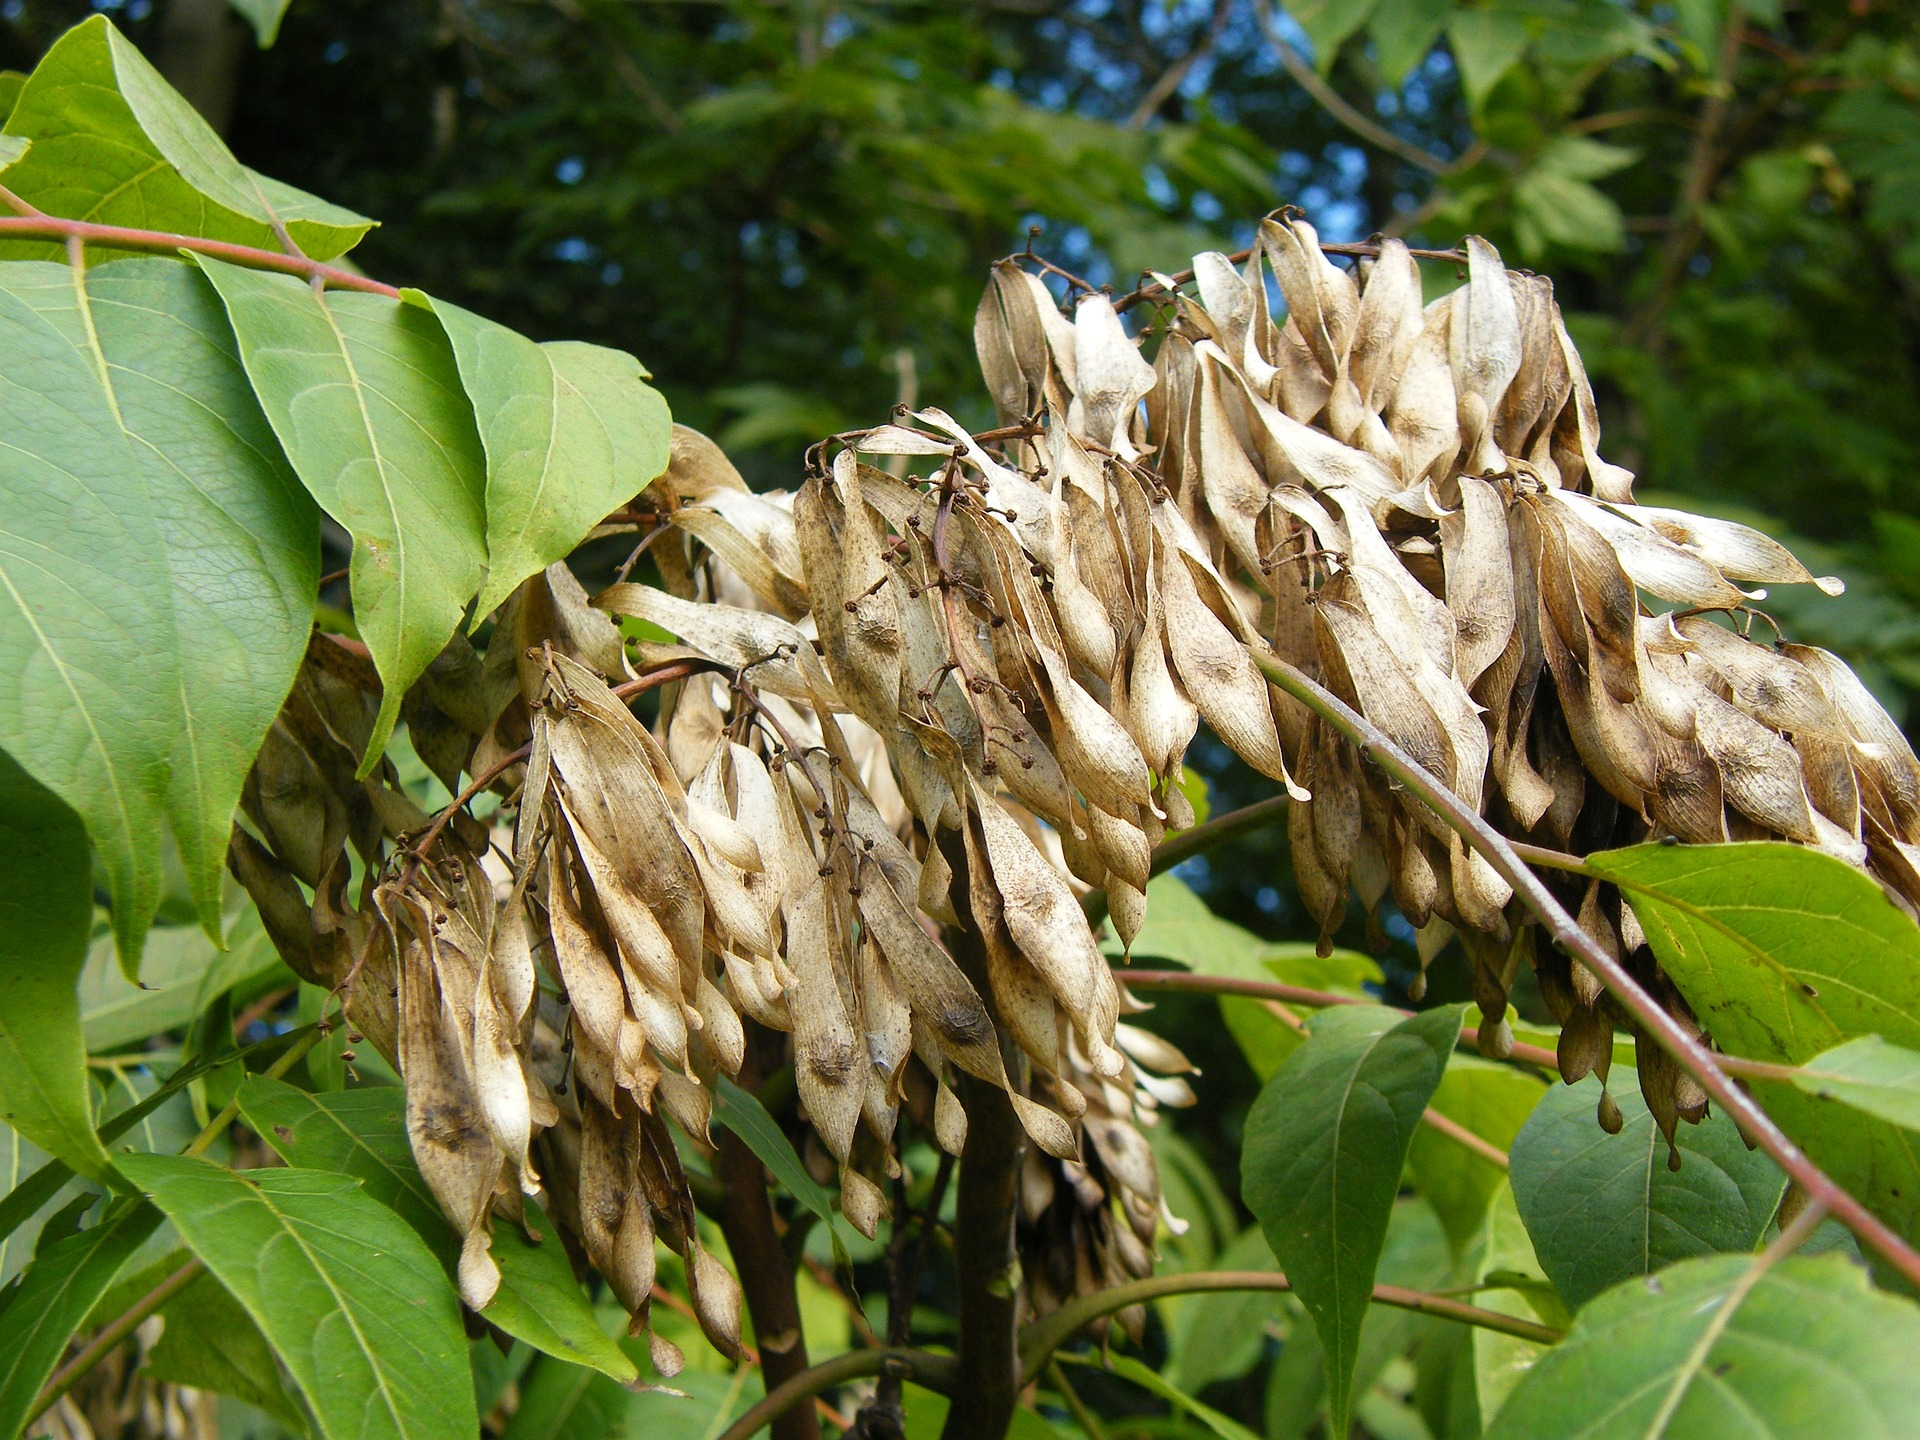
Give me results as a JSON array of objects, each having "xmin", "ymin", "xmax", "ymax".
[{"xmin": 1251, "ymin": 647, "xmax": 1920, "ymax": 1291}]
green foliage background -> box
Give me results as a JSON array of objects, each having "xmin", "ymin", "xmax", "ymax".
[
  {"xmin": 10, "ymin": 0, "xmax": 1908, "ymax": 953},
  {"xmin": 3, "ymin": 3, "xmax": 1919, "ymax": 1437}
]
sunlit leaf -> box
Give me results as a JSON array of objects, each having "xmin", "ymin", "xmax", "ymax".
[{"xmin": 120, "ymin": 1153, "xmax": 476, "ymax": 1440}]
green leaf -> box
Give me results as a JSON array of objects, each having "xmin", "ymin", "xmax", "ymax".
[
  {"xmin": 0, "ymin": 263, "xmax": 180, "ymax": 963},
  {"xmin": 1281, "ymin": 0, "xmax": 1381, "ymax": 72},
  {"xmin": 118, "ymin": 1152, "xmax": 477, "ymax": 1440},
  {"xmin": 148, "ymin": 1268, "xmax": 305, "ymax": 1429},
  {"xmin": 0, "ymin": 1201, "xmax": 162, "ymax": 1440},
  {"xmin": 87, "ymin": 258, "xmax": 320, "ymax": 932},
  {"xmin": 1788, "ymin": 1035, "xmax": 1920, "ymax": 1132},
  {"xmin": 1370, "ymin": 0, "xmax": 1452, "ymax": 87},
  {"xmin": 415, "ymin": 296, "xmax": 670, "ymax": 618},
  {"xmin": 237, "ymin": 1077, "xmax": 637, "ymax": 1382},
  {"xmin": 1447, "ymin": 10, "xmax": 1530, "ymax": 109},
  {"xmin": 1469, "ymin": 1181, "xmax": 1558, "ymax": 1423},
  {"xmin": 1483, "ymin": 1253, "xmax": 1920, "ymax": 1439},
  {"xmin": 1108, "ymin": 875, "xmax": 1378, "ymax": 1079},
  {"xmin": 0, "ymin": 17, "xmax": 370, "ymax": 260},
  {"xmin": 81, "ymin": 908, "xmax": 287, "ymax": 1052},
  {"xmin": 228, "ymin": 0, "xmax": 294, "ymax": 47},
  {"xmin": 506, "ymin": 1362, "xmax": 751, "ymax": 1440},
  {"xmin": 195, "ymin": 258, "xmax": 489, "ymax": 771},
  {"xmin": 714, "ymin": 1075, "xmax": 858, "ymax": 1261},
  {"xmin": 1508, "ymin": 1069, "xmax": 1784, "ymax": 1312},
  {"xmin": 0, "ymin": 753, "xmax": 110, "ymax": 1182},
  {"xmin": 1241, "ymin": 1002, "xmax": 1464, "ymax": 1439},
  {"xmin": 1405, "ymin": 1056, "xmax": 1544, "ymax": 1255},
  {"xmin": 1059, "ymin": 1351, "xmax": 1261, "ymax": 1440},
  {"xmin": 1587, "ymin": 841, "xmax": 1920, "ymax": 1257},
  {"xmin": 0, "ymin": 253, "xmax": 318, "ymax": 964}
]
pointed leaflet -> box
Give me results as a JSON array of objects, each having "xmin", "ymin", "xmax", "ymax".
[
  {"xmin": 119, "ymin": 1153, "xmax": 478, "ymax": 1440},
  {"xmin": 0, "ymin": 258, "xmax": 316, "ymax": 959},
  {"xmin": 89, "ymin": 258, "xmax": 320, "ymax": 932},
  {"xmin": 0, "ymin": 260, "xmax": 178, "ymax": 963},
  {"xmin": 1484, "ymin": 1253, "xmax": 1920, "ymax": 1439},
  {"xmin": 197, "ymin": 258, "xmax": 489, "ymax": 772},
  {"xmin": 1509, "ymin": 1071, "xmax": 1784, "ymax": 1311},
  {"xmin": 235, "ymin": 1077, "xmax": 637, "ymax": 1382},
  {"xmin": 418, "ymin": 296, "xmax": 670, "ymax": 617},
  {"xmin": 0, "ymin": 17, "xmax": 369, "ymax": 260},
  {"xmin": 0, "ymin": 1201, "xmax": 162, "ymax": 1440},
  {"xmin": 1586, "ymin": 841, "xmax": 1920, "ymax": 1254},
  {"xmin": 0, "ymin": 752, "xmax": 111, "ymax": 1181},
  {"xmin": 1788, "ymin": 1035, "xmax": 1920, "ymax": 1132},
  {"xmin": 714, "ymin": 1076, "xmax": 859, "ymax": 1262},
  {"xmin": 1241, "ymin": 1002, "xmax": 1464, "ymax": 1439}
]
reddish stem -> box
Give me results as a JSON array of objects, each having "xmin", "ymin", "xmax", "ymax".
[{"xmin": 0, "ymin": 215, "xmax": 400, "ymax": 296}]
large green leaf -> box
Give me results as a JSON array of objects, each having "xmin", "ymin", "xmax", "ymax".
[
  {"xmin": 1241, "ymin": 1002, "xmax": 1463, "ymax": 1439},
  {"xmin": 1448, "ymin": 9, "xmax": 1530, "ymax": 109},
  {"xmin": 1405, "ymin": 1055, "xmax": 1544, "ymax": 1256},
  {"xmin": 418, "ymin": 296, "xmax": 670, "ymax": 617},
  {"xmin": 0, "ymin": 254, "xmax": 318, "ymax": 963},
  {"xmin": 0, "ymin": 16, "xmax": 370, "ymax": 260},
  {"xmin": 1509, "ymin": 1070, "xmax": 1785, "ymax": 1311},
  {"xmin": 148, "ymin": 1268, "xmax": 304, "ymax": 1428},
  {"xmin": 196, "ymin": 259, "xmax": 489, "ymax": 771},
  {"xmin": 118, "ymin": 1153, "xmax": 477, "ymax": 1440},
  {"xmin": 0, "ymin": 1200, "xmax": 162, "ymax": 1440},
  {"xmin": 0, "ymin": 262, "xmax": 180, "ymax": 963},
  {"xmin": 1587, "ymin": 841, "xmax": 1920, "ymax": 1256},
  {"xmin": 1789, "ymin": 1035, "xmax": 1920, "ymax": 1132},
  {"xmin": 0, "ymin": 753, "xmax": 109, "ymax": 1182},
  {"xmin": 1370, "ymin": 0, "xmax": 1452, "ymax": 87},
  {"xmin": 237, "ymin": 1077, "xmax": 637, "ymax": 1382},
  {"xmin": 88, "ymin": 258, "xmax": 319, "ymax": 930},
  {"xmin": 1483, "ymin": 1252, "xmax": 1920, "ymax": 1439}
]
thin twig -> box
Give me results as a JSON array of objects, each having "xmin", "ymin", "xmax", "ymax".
[
  {"xmin": 1249, "ymin": 646, "xmax": 1920, "ymax": 1291},
  {"xmin": 1420, "ymin": 1108, "xmax": 1510, "ymax": 1169},
  {"xmin": 1084, "ymin": 794, "xmax": 1290, "ymax": 926},
  {"xmin": 27, "ymin": 1259, "xmax": 205, "ymax": 1424},
  {"xmin": 1127, "ymin": 0, "xmax": 1233, "ymax": 130},
  {"xmin": 1017, "ymin": 1269, "xmax": 1561, "ymax": 1380},
  {"xmin": 714, "ymin": 1348, "xmax": 958, "ymax": 1440},
  {"xmin": 182, "ymin": 1023, "xmax": 327, "ymax": 1159},
  {"xmin": 1116, "ymin": 968, "xmax": 1563, "ymax": 1070},
  {"xmin": 1111, "ymin": 230, "xmax": 1466, "ymax": 314},
  {"xmin": 1249, "ymin": 0, "xmax": 1452, "ymax": 174},
  {"xmin": 1046, "ymin": 1360, "xmax": 1112, "ymax": 1440},
  {"xmin": 0, "ymin": 214, "xmax": 399, "ymax": 295}
]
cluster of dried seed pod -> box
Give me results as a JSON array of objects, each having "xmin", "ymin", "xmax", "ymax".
[{"xmin": 227, "ymin": 209, "xmax": 1918, "ymax": 1356}]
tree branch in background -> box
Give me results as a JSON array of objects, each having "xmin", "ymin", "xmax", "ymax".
[
  {"xmin": 938, "ymin": 853, "xmax": 1026, "ymax": 1440},
  {"xmin": 1127, "ymin": 0, "xmax": 1233, "ymax": 130},
  {"xmin": 716, "ymin": 1349, "xmax": 959, "ymax": 1440},
  {"xmin": 1016, "ymin": 1269, "xmax": 1562, "ymax": 1381},
  {"xmin": 718, "ymin": 1024, "xmax": 820, "ymax": 1440},
  {"xmin": 1249, "ymin": 0, "xmax": 1452, "ymax": 175},
  {"xmin": 1250, "ymin": 646, "xmax": 1920, "ymax": 1291},
  {"xmin": 1628, "ymin": 6, "xmax": 1745, "ymax": 351}
]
